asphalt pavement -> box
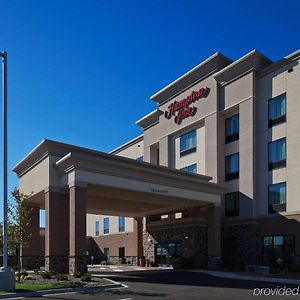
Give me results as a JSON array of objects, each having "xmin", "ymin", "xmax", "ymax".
[{"xmin": 7, "ymin": 270, "xmax": 300, "ymax": 300}]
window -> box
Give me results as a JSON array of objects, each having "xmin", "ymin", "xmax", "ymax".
[
  {"xmin": 136, "ymin": 156, "xmax": 143, "ymax": 161},
  {"xmin": 175, "ymin": 212, "xmax": 182, "ymax": 219},
  {"xmin": 180, "ymin": 130, "xmax": 196, "ymax": 156},
  {"xmin": 180, "ymin": 164, "xmax": 197, "ymax": 174},
  {"xmin": 225, "ymin": 114, "xmax": 239, "ymax": 143},
  {"xmin": 262, "ymin": 235, "xmax": 294, "ymax": 265},
  {"xmin": 268, "ymin": 182, "xmax": 286, "ymax": 213},
  {"xmin": 119, "ymin": 247, "xmax": 125, "ymax": 259},
  {"xmin": 119, "ymin": 216, "xmax": 125, "ymax": 232},
  {"xmin": 268, "ymin": 138, "xmax": 286, "ymax": 170},
  {"xmin": 95, "ymin": 221, "xmax": 100, "ymax": 236},
  {"xmin": 103, "ymin": 247, "xmax": 109, "ymax": 260},
  {"xmin": 225, "ymin": 192, "xmax": 239, "ymax": 217},
  {"xmin": 225, "ymin": 153, "xmax": 239, "ymax": 181},
  {"xmin": 103, "ymin": 217, "xmax": 109, "ymax": 234},
  {"xmin": 268, "ymin": 94, "xmax": 286, "ymax": 127}
]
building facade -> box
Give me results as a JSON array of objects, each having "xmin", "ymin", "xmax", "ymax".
[
  {"xmin": 86, "ymin": 49, "xmax": 300, "ymax": 270},
  {"xmin": 13, "ymin": 49, "xmax": 300, "ymax": 273}
]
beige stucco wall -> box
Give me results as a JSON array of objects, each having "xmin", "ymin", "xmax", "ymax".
[
  {"xmin": 114, "ymin": 139, "xmax": 144, "ymax": 160},
  {"xmin": 257, "ymin": 59, "xmax": 300, "ymax": 215},
  {"xmin": 86, "ymin": 214, "xmax": 134, "ymax": 236}
]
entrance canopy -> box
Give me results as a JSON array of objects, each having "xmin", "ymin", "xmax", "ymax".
[{"xmin": 13, "ymin": 139, "xmax": 223, "ymax": 217}]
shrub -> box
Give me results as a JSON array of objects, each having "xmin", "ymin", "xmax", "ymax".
[
  {"xmin": 80, "ymin": 274, "xmax": 91, "ymax": 282},
  {"xmin": 56, "ymin": 274, "xmax": 68, "ymax": 281},
  {"xmin": 20, "ymin": 269, "xmax": 28, "ymax": 277},
  {"xmin": 73, "ymin": 270, "xmax": 83, "ymax": 278},
  {"xmin": 41, "ymin": 271, "xmax": 52, "ymax": 279},
  {"xmin": 25, "ymin": 276, "xmax": 34, "ymax": 280},
  {"xmin": 49, "ymin": 270, "xmax": 57, "ymax": 276}
]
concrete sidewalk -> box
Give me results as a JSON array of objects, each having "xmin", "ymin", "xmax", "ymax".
[
  {"xmin": 88, "ymin": 264, "xmax": 173, "ymax": 273},
  {"xmin": 188, "ymin": 269, "xmax": 300, "ymax": 285}
]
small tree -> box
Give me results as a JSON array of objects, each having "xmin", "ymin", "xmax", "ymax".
[{"xmin": 8, "ymin": 189, "xmax": 32, "ymax": 282}]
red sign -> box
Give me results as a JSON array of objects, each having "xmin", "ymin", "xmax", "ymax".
[{"xmin": 164, "ymin": 87, "xmax": 210, "ymax": 124}]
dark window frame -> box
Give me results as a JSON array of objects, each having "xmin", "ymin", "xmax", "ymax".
[
  {"xmin": 180, "ymin": 163, "xmax": 197, "ymax": 174},
  {"xmin": 268, "ymin": 138, "xmax": 286, "ymax": 171},
  {"xmin": 103, "ymin": 217, "xmax": 109, "ymax": 234},
  {"xmin": 225, "ymin": 153, "xmax": 239, "ymax": 181},
  {"xmin": 95, "ymin": 221, "xmax": 100, "ymax": 236},
  {"xmin": 180, "ymin": 130, "xmax": 197, "ymax": 157},
  {"xmin": 268, "ymin": 182, "xmax": 287, "ymax": 214},
  {"xmin": 262, "ymin": 235, "xmax": 295, "ymax": 265},
  {"xmin": 225, "ymin": 114, "xmax": 239, "ymax": 144},
  {"xmin": 118, "ymin": 216, "xmax": 125, "ymax": 232},
  {"xmin": 268, "ymin": 94, "xmax": 286, "ymax": 128},
  {"xmin": 225, "ymin": 192, "xmax": 240, "ymax": 217}
]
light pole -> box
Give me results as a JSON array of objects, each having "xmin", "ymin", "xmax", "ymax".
[{"xmin": 0, "ymin": 51, "xmax": 15, "ymax": 291}]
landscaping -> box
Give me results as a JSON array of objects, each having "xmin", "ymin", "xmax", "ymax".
[{"xmin": 0, "ymin": 269, "xmax": 112, "ymax": 294}]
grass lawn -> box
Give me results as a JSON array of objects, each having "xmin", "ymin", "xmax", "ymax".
[
  {"xmin": 16, "ymin": 282, "xmax": 74, "ymax": 292},
  {"xmin": 0, "ymin": 282, "xmax": 80, "ymax": 294}
]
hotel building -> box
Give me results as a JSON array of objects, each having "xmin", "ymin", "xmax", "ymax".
[{"xmin": 13, "ymin": 49, "xmax": 300, "ymax": 272}]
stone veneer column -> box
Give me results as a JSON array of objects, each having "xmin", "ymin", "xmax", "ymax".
[
  {"xmin": 21, "ymin": 205, "xmax": 41, "ymax": 269},
  {"xmin": 45, "ymin": 188, "xmax": 69, "ymax": 273},
  {"xmin": 207, "ymin": 204, "xmax": 221, "ymax": 270},
  {"xmin": 69, "ymin": 185, "xmax": 87, "ymax": 274},
  {"xmin": 134, "ymin": 217, "xmax": 144, "ymax": 265}
]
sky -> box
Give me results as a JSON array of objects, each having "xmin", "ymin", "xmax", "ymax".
[{"xmin": 0, "ymin": 0, "xmax": 300, "ymax": 223}]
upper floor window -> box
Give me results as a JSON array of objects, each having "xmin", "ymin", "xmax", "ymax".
[
  {"xmin": 103, "ymin": 217, "xmax": 109, "ymax": 234},
  {"xmin": 225, "ymin": 192, "xmax": 239, "ymax": 217},
  {"xmin": 268, "ymin": 182, "xmax": 286, "ymax": 213},
  {"xmin": 119, "ymin": 216, "xmax": 125, "ymax": 232},
  {"xmin": 136, "ymin": 156, "xmax": 144, "ymax": 161},
  {"xmin": 268, "ymin": 138, "xmax": 286, "ymax": 170},
  {"xmin": 180, "ymin": 130, "xmax": 196, "ymax": 157},
  {"xmin": 181, "ymin": 163, "xmax": 197, "ymax": 174},
  {"xmin": 268, "ymin": 94, "xmax": 286, "ymax": 127},
  {"xmin": 95, "ymin": 221, "xmax": 100, "ymax": 236},
  {"xmin": 225, "ymin": 114, "xmax": 239, "ymax": 144},
  {"xmin": 225, "ymin": 153, "xmax": 239, "ymax": 181}
]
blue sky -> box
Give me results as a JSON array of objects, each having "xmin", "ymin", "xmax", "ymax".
[{"xmin": 0, "ymin": 0, "xmax": 299, "ymax": 223}]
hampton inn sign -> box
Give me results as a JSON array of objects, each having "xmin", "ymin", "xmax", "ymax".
[{"xmin": 164, "ymin": 87, "xmax": 210, "ymax": 124}]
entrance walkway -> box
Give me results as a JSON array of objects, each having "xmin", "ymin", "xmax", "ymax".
[{"xmin": 88, "ymin": 264, "xmax": 173, "ymax": 273}]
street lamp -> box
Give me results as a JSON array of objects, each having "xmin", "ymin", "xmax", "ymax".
[{"xmin": 0, "ymin": 51, "xmax": 15, "ymax": 291}]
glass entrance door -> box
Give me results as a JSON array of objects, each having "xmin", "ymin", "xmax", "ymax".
[{"xmin": 155, "ymin": 241, "xmax": 182, "ymax": 266}]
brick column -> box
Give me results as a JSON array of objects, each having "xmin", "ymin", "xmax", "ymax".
[
  {"xmin": 134, "ymin": 217, "xmax": 144, "ymax": 265},
  {"xmin": 69, "ymin": 185, "xmax": 87, "ymax": 274},
  {"xmin": 207, "ymin": 204, "xmax": 221, "ymax": 270},
  {"xmin": 45, "ymin": 188, "xmax": 69, "ymax": 273},
  {"xmin": 21, "ymin": 205, "xmax": 41, "ymax": 269}
]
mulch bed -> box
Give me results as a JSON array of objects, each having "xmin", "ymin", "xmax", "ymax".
[{"xmin": 17, "ymin": 272, "xmax": 112, "ymax": 287}]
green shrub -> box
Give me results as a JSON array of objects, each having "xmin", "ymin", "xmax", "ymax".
[
  {"xmin": 41, "ymin": 271, "xmax": 52, "ymax": 279},
  {"xmin": 49, "ymin": 270, "xmax": 57, "ymax": 276},
  {"xmin": 80, "ymin": 274, "xmax": 91, "ymax": 282},
  {"xmin": 20, "ymin": 269, "xmax": 29, "ymax": 277},
  {"xmin": 56, "ymin": 274, "xmax": 68, "ymax": 281},
  {"xmin": 73, "ymin": 270, "xmax": 83, "ymax": 278},
  {"xmin": 25, "ymin": 275, "xmax": 34, "ymax": 280}
]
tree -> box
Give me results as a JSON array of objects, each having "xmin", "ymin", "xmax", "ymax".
[{"xmin": 8, "ymin": 189, "xmax": 32, "ymax": 282}]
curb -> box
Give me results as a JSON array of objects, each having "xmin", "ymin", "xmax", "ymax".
[
  {"xmin": 186, "ymin": 269, "xmax": 300, "ymax": 285},
  {"xmin": 0, "ymin": 279, "xmax": 125, "ymax": 299}
]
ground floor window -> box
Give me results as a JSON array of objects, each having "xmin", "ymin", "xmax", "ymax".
[
  {"xmin": 119, "ymin": 247, "xmax": 125, "ymax": 259},
  {"xmin": 155, "ymin": 241, "xmax": 182, "ymax": 266},
  {"xmin": 103, "ymin": 247, "xmax": 109, "ymax": 260},
  {"xmin": 262, "ymin": 235, "xmax": 295, "ymax": 265}
]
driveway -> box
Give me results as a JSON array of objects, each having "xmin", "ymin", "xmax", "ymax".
[{"xmin": 12, "ymin": 270, "xmax": 300, "ymax": 299}]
